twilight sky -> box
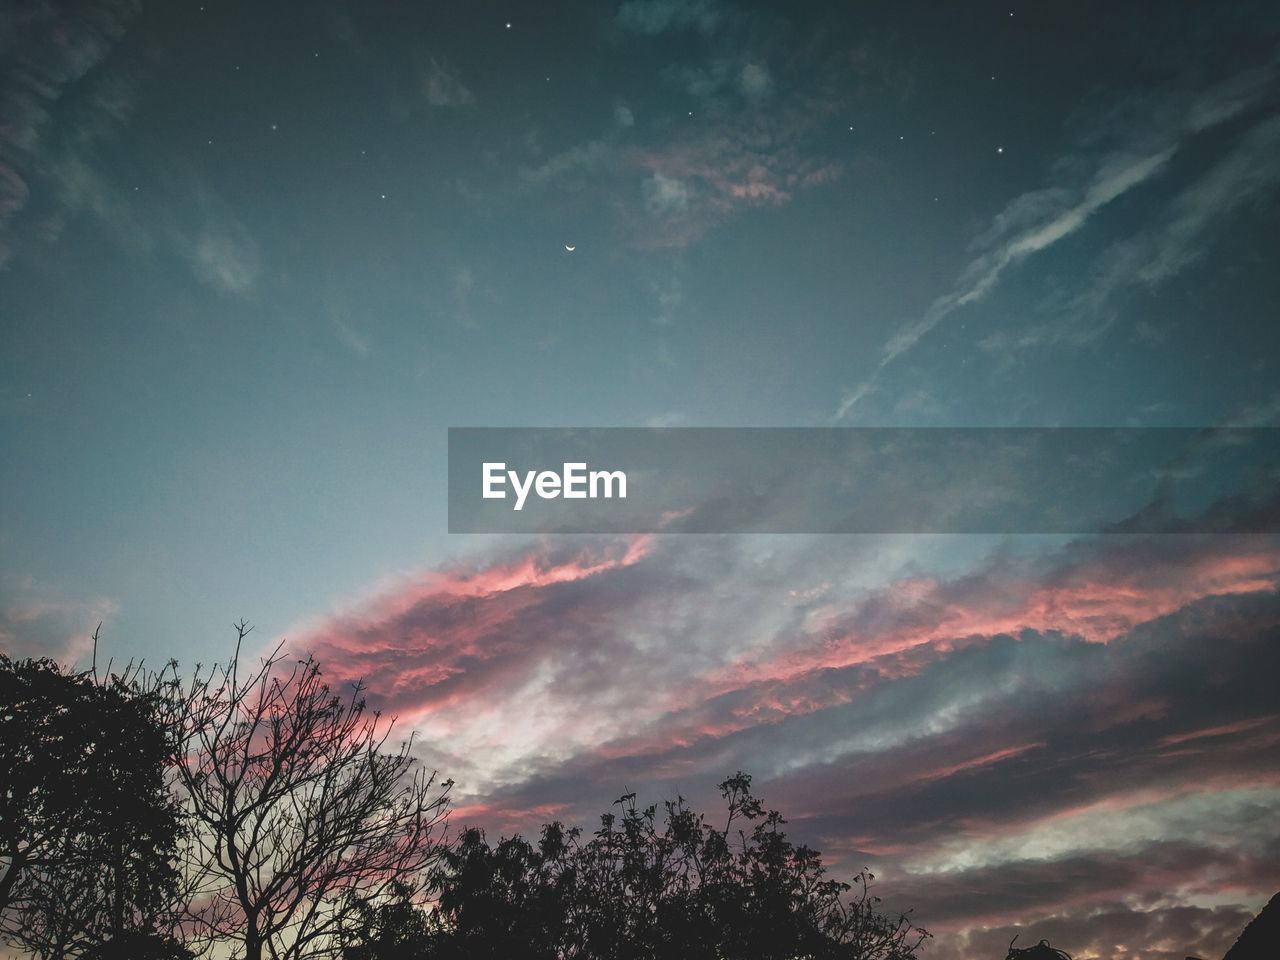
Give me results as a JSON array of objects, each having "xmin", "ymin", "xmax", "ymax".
[{"xmin": 2, "ymin": 2, "xmax": 1280, "ymax": 958}]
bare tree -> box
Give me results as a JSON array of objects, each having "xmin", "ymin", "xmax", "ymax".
[{"xmin": 162, "ymin": 622, "xmax": 450, "ymax": 960}]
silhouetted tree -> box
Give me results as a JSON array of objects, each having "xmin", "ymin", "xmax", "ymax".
[
  {"xmin": 1223, "ymin": 891, "xmax": 1280, "ymax": 960},
  {"xmin": 80, "ymin": 930, "xmax": 196, "ymax": 960},
  {"xmin": 161, "ymin": 622, "xmax": 451, "ymax": 960},
  {"xmin": 342, "ymin": 772, "xmax": 928, "ymax": 960},
  {"xmin": 0, "ymin": 650, "xmax": 186, "ymax": 959},
  {"xmin": 338, "ymin": 881, "xmax": 440, "ymax": 960},
  {"xmin": 1005, "ymin": 939, "xmax": 1072, "ymax": 960},
  {"xmin": 425, "ymin": 825, "xmax": 579, "ymax": 959}
]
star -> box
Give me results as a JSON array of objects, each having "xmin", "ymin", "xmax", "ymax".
[
  {"xmin": 505, "ymin": 21, "xmax": 512, "ymax": 29},
  {"xmin": 380, "ymin": 193, "xmax": 387, "ymax": 200},
  {"xmin": 270, "ymin": 123, "xmax": 278, "ymax": 131},
  {"xmin": 997, "ymin": 146, "xmax": 1004, "ymax": 153}
]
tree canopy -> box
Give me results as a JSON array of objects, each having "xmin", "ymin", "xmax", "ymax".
[
  {"xmin": 0, "ymin": 653, "xmax": 185, "ymax": 958},
  {"xmin": 3, "ymin": 630, "xmax": 929, "ymax": 960},
  {"xmin": 342, "ymin": 773, "xmax": 930, "ymax": 960}
]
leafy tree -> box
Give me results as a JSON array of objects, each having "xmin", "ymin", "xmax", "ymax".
[
  {"xmin": 342, "ymin": 773, "xmax": 928, "ymax": 960},
  {"xmin": 0, "ymin": 650, "xmax": 186, "ymax": 959},
  {"xmin": 80, "ymin": 930, "xmax": 196, "ymax": 960},
  {"xmin": 338, "ymin": 882, "xmax": 439, "ymax": 960},
  {"xmin": 426, "ymin": 825, "xmax": 579, "ymax": 959},
  {"xmin": 161, "ymin": 622, "xmax": 452, "ymax": 960}
]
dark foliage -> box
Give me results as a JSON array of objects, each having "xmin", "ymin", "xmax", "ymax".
[
  {"xmin": 1223, "ymin": 892, "xmax": 1280, "ymax": 960},
  {"xmin": 4, "ymin": 629, "xmax": 931, "ymax": 960},
  {"xmin": 0, "ymin": 651, "xmax": 184, "ymax": 958},
  {"xmin": 343, "ymin": 773, "xmax": 929, "ymax": 960},
  {"xmin": 1006, "ymin": 938, "xmax": 1072, "ymax": 960},
  {"xmin": 80, "ymin": 930, "xmax": 196, "ymax": 960},
  {"xmin": 338, "ymin": 882, "xmax": 440, "ymax": 960}
]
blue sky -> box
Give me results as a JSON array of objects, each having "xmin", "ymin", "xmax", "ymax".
[{"xmin": 2, "ymin": 3, "xmax": 1279, "ymax": 957}]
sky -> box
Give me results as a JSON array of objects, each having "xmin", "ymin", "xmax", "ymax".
[{"xmin": 2, "ymin": 1, "xmax": 1280, "ymax": 958}]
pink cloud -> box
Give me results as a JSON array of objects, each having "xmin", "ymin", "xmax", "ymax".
[
  {"xmin": 0, "ymin": 577, "xmax": 118, "ymax": 664},
  {"xmin": 274, "ymin": 530, "xmax": 1280, "ymax": 957},
  {"xmin": 710, "ymin": 538, "xmax": 1280, "ymax": 692},
  {"xmin": 619, "ymin": 101, "xmax": 844, "ymax": 248}
]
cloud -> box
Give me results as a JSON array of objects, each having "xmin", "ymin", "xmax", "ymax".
[
  {"xmin": 834, "ymin": 61, "xmax": 1280, "ymax": 419},
  {"xmin": 642, "ymin": 171, "xmax": 690, "ymax": 214},
  {"xmin": 644, "ymin": 410, "xmax": 688, "ymax": 428},
  {"xmin": 665, "ymin": 57, "xmax": 776, "ymax": 106},
  {"xmin": 834, "ymin": 147, "xmax": 1175, "ymax": 420},
  {"xmin": 423, "ymin": 57, "xmax": 475, "ymax": 108},
  {"xmin": 738, "ymin": 62, "xmax": 774, "ymax": 102},
  {"xmin": 0, "ymin": 0, "xmax": 142, "ymax": 266},
  {"xmin": 925, "ymin": 901, "xmax": 1262, "ymax": 960},
  {"xmin": 615, "ymin": 0, "xmax": 721, "ymax": 36},
  {"xmin": 278, "ymin": 514, "xmax": 1280, "ymax": 958},
  {"xmin": 0, "ymin": 575, "xmax": 118, "ymax": 664},
  {"xmin": 189, "ymin": 227, "xmax": 260, "ymax": 294},
  {"xmin": 0, "ymin": 3, "xmax": 264, "ymax": 297},
  {"xmin": 983, "ymin": 113, "xmax": 1280, "ymax": 357},
  {"xmin": 519, "ymin": 138, "xmax": 612, "ymax": 185},
  {"xmin": 648, "ymin": 273, "xmax": 683, "ymax": 325},
  {"xmin": 624, "ymin": 109, "xmax": 843, "ymax": 247},
  {"xmin": 332, "ymin": 316, "xmax": 371, "ymax": 356},
  {"xmin": 508, "ymin": 24, "xmax": 838, "ymax": 248},
  {"xmin": 1130, "ymin": 116, "xmax": 1280, "ymax": 285}
]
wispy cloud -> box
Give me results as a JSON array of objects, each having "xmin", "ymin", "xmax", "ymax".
[
  {"xmin": 0, "ymin": 0, "xmax": 142, "ymax": 266},
  {"xmin": 984, "ymin": 113, "xmax": 1280, "ymax": 357},
  {"xmin": 623, "ymin": 110, "xmax": 843, "ymax": 248},
  {"xmin": 188, "ymin": 227, "xmax": 260, "ymax": 294},
  {"xmin": 927, "ymin": 901, "xmax": 1261, "ymax": 960},
  {"xmin": 332, "ymin": 316, "xmax": 371, "ymax": 357},
  {"xmin": 0, "ymin": 574, "xmax": 118, "ymax": 664},
  {"xmin": 507, "ymin": 14, "xmax": 842, "ymax": 249},
  {"xmin": 279, "ymin": 515, "xmax": 1280, "ymax": 954},
  {"xmin": 835, "ymin": 61, "xmax": 1280, "ymax": 419},
  {"xmin": 615, "ymin": 0, "xmax": 722, "ymax": 36},
  {"xmin": 423, "ymin": 57, "xmax": 475, "ymax": 108},
  {"xmin": 642, "ymin": 171, "xmax": 690, "ymax": 214},
  {"xmin": 511, "ymin": 92, "xmax": 840, "ymax": 247},
  {"xmin": 519, "ymin": 138, "xmax": 613, "ymax": 185},
  {"xmin": 737, "ymin": 62, "xmax": 774, "ymax": 102},
  {"xmin": 0, "ymin": 3, "xmax": 267, "ymax": 299}
]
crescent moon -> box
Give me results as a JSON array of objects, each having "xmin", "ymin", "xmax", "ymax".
[{"xmin": 565, "ymin": 244, "xmax": 576, "ymax": 252}]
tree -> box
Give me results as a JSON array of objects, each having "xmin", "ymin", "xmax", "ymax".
[
  {"xmin": 342, "ymin": 772, "xmax": 929, "ymax": 960},
  {"xmin": 162, "ymin": 622, "xmax": 451, "ymax": 960},
  {"xmin": 337, "ymin": 882, "xmax": 439, "ymax": 960},
  {"xmin": 0, "ymin": 650, "xmax": 186, "ymax": 959}
]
